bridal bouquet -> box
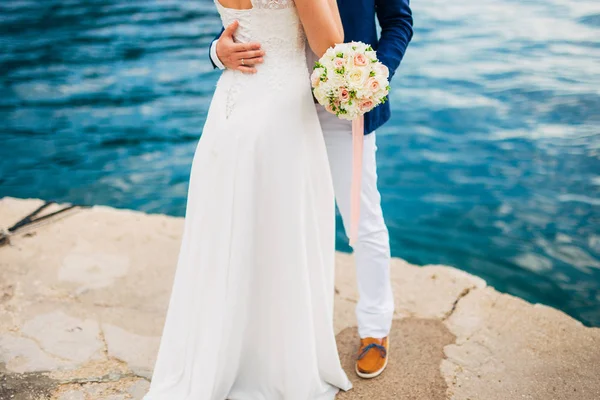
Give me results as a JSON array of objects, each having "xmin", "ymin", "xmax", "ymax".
[
  {"xmin": 311, "ymin": 42, "xmax": 390, "ymax": 245},
  {"xmin": 311, "ymin": 41, "xmax": 390, "ymax": 120}
]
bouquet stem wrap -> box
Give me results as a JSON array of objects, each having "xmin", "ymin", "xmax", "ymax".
[
  {"xmin": 349, "ymin": 115, "xmax": 364, "ymax": 246},
  {"xmin": 310, "ymin": 41, "xmax": 390, "ymax": 245}
]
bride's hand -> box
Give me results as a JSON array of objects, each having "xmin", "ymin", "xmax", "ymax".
[{"xmin": 216, "ymin": 21, "xmax": 265, "ymax": 74}]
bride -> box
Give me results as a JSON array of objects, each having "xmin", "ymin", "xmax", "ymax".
[{"xmin": 144, "ymin": 0, "xmax": 352, "ymax": 399}]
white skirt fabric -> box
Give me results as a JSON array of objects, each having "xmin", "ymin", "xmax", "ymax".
[{"xmin": 143, "ymin": 66, "xmax": 352, "ymax": 399}]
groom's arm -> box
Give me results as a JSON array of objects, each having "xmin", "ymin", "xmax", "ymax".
[
  {"xmin": 208, "ymin": 22, "xmax": 264, "ymax": 73},
  {"xmin": 375, "ymin": 0, "xmax": 413, "ymax": 81},
  {"xmin": 209, "ymin": 28, "xmax": 226, "ymax": 70}
]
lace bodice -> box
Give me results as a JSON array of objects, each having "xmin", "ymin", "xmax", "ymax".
[
  {"xmin": 214, "ymin": 0, "xmax": 305, "ymax": 69},
  {"xmin": 214, "ymin": 0, "xmax": 308, "ymax": 117},
  {"xmin": 252, "ymin": 0, "xmax": 295, "ymax": 9}
]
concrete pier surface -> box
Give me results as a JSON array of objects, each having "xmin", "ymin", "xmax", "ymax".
[{"xmin": 1, "ymin": 197, "xmax": 599, "ymax": 400}]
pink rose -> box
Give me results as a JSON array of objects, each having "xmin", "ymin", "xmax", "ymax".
[
  {"xmin": 375, "ymin": 63, "xmax": 389, "ymax": 78},
  {"xmin": 334, "ymin": 58, "xmax": 345, "ymax": 68},
  {"xmin": 366, "ymin": 77, "xmax": 380, "ymax": 92},
  {"xmin": 359, "ymin": 99, "xmax": 374, "ymax": 112},
  {"xmin": 310, "ymin": 71, "xmax": 320, "ymax": 87},
  {"xmin": 339, "ymin": 88, "xmax": 350, "ymax": 101},
  {"xmin": 353, "ymin": 53, "xmax": 368, "ymax": 67}
]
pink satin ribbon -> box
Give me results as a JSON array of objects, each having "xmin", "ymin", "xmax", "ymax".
[{"xmin": 349, "ymin": 115, "xmax": 364, "ymax": 246}]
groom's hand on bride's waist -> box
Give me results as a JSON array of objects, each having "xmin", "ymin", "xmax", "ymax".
[{"xmin": 215, "ymin": 21, "xmax": 265, "ymax": 74}]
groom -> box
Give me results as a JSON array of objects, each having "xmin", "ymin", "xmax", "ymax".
[{"xmin": 209, "ymin": 0, "xmax": 413, "ymax": 379}]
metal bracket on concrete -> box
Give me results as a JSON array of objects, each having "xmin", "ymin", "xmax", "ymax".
[{"xmin": 0, "ymin": 201, "xmax": 86, "ymax": 248}]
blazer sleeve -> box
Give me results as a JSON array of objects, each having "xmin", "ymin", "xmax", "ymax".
[
  {"xmin": 209, "ymin": 28, "xmax": 225, "ymax": 69},
  {"xmin": 375, "ymin": 0, "xmax": 414, "ymax": 81}
]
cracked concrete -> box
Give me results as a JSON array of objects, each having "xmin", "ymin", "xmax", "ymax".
[
  {"xmin": 1, "ymin": 197, "xmax": 599, "ymax": 399},
  {"xmin": 442, "ymin": 288, "xmax": 600, "ymax": 399}
]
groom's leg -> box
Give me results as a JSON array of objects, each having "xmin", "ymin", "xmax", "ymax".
[{"xmin": 317, "ymin": 106, "xmax": 394, "ymax": 339}]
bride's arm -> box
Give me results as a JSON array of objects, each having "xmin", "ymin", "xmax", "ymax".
[{"xmin": 295, "ymin": 0, "xmax": 344, "ymax": 57}]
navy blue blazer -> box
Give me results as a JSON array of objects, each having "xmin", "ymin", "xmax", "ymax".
[{"xmin": 210, "ymin": 0, "xmax": 413, "ymax": 135}]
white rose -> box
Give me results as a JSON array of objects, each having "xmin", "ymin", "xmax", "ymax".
[
  {"xmin": 310, "ymin": 68, "xmax": 323, "ymax": 87},
  {"xmin": 313, "ymin": 85, "xmax": 328, "ymax": 104},
  {"xmin": 324, "ymin": 47, "xmax": 337, "ymax": 59},
  {"xmin": 374, "ymin": 62, "xmax": 389, "ymax": 80},
  {"xmin": 354, "ymin": 87, "xmax": 371, "ymax": 100},
  {"xmin": 365, "ymin": 50, "xmax": 377, "ymax": 62},
  {"xmin": 346, "ymin": 67, "xmax": 368, "ymax": 90},
  {"xmin": 350, "ymin": 41, "xmax": 367, "ymax": 52},
  {"xmin": 327, "ymin": 69, "xmax": 346, "ymax": 88}
]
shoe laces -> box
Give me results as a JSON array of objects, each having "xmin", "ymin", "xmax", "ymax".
[{"xmin": 358, "ymin": 342, "xmax": 387, "ymax": 360}]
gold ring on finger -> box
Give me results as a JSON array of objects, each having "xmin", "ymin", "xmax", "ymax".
[{"xmin": 241, "ymin": 58, "xmax": 245, "ymax": 66}]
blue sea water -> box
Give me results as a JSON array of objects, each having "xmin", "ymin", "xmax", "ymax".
[{"xmin": 0, "ymin": 0, "xmax": 599, "ymax": 325}]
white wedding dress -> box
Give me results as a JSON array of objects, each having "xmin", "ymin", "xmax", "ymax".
[{"xmin": 144, "ymin": 0, "xmax": 352, "ymax": 399}]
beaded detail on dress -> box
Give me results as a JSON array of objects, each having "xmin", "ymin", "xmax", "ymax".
[{"xmin": 252, "ymin": 0, "xmax": 295, "ymax": 9}]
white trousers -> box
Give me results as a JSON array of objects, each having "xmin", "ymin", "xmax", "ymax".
[{"xmin": 316, "ymin": 105, "xmax": 394, "ymax": 339}]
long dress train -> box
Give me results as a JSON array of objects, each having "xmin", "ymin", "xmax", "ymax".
[{"xmin": 144, "ymin": 1, "xmax": 352, "ymax": 399}]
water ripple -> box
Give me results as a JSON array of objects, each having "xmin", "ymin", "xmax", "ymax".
[{"xmin": 1, "ymin": 0, "xmax": 599, "ymax": 326}]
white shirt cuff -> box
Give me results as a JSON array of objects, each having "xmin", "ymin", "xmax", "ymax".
[{"xmin": 210, "ymin": 40, "xmax": 226, "ymax": 70}]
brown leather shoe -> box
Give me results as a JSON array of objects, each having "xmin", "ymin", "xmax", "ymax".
[{"xmin": 355, "ymin": 337, "xmax": 389, "ymax": 379}]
